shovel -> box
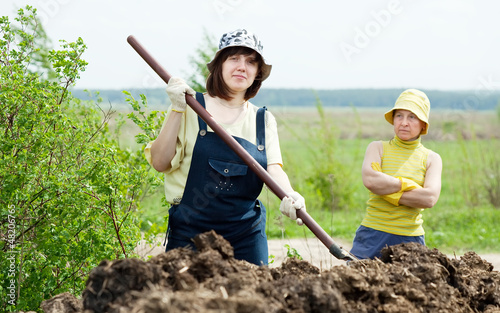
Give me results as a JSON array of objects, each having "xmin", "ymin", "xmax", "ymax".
[{"xmin": 127, "ymin": 35, "xmax": 357, "ymax": 262}]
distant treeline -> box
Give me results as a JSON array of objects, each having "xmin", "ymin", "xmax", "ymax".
[{"xmin": 71, "ymin": 88, "xmax": 500, "ymax": 110}]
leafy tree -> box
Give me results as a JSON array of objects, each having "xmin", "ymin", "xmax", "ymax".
[
  {"xmin": 15, "ymin": 12, "xmax": 56, "ymax": 81},
  {"xmin": 184, "ymin": 28, "xmax": 217, "ymax": 92},
  {"xmin": 0, "ymin": 7, "xmax": 150, "ymax": 311}
]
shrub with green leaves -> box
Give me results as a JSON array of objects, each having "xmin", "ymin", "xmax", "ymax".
[
  {"xmin": 281, "ymin": 96, "xmax": 360, "ymax": 212},
  {"xmin": 121, "ymin": 91, "xmax": 167, "ymax": 234},
  {"xmin": 0, "ymin": 7, "xmax": 151, "ymax": 311}
]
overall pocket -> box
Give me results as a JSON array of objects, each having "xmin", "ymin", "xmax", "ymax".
[{"xmin": 207, "ymin": 158, "xmax": 248, "ymax": 194}]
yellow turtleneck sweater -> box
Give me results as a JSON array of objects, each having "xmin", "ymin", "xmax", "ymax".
[{"xmin": 361, "ymin": 136, "xmax": 430, "ymax": 236}]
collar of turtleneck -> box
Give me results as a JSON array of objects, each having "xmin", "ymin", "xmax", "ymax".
[{"xmin": 391, "ymin": 135, "xmax": 422, "ymax": 150}]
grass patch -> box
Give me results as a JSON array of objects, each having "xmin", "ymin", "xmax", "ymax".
[{"xmin": 115, "ymin": 105, "xmax": 500, "ymax": 254}]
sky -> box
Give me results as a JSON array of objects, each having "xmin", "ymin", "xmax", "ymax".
[{"xmin": 1, "ymin": 0, "xmax": 500, "ymax": 93}]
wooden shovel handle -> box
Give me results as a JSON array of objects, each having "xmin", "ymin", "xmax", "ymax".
[{"xmin": 127, "ymin": 35, "xmax": 356, "ymax": 261}]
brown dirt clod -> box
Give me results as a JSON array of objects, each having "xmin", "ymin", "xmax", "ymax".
[{"xmin": 43, "ymin": 231, "xmax": 500, "ymax": 313}]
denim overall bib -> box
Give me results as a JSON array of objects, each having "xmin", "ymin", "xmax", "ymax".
[{"xmin": 165, "ymin": 92, "xmax": 268, "ymax": 265}]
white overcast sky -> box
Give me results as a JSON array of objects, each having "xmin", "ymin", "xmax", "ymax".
[{"xmin": 1, "ymin": 0, "xmax": 500, "ymax": 92}]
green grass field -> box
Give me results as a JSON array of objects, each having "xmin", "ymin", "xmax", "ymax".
[{"xmin": 124, "ymin": 106, "xmax": 500, "ymax": 255}]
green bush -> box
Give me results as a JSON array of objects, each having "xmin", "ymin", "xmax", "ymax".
[
  {"xmin": 121, "ymin": 91, "xmax": 167, "ymax": 235},
  {"xmin": 0, "ymin": 7, "xmax": 152, "ymax": 311},
  {"xmin": 280, "ymin": 97, "xmax": 361, "ymax": 212}
]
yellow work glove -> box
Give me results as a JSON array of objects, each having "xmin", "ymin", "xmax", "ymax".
[
  {"xmin": 398, "ymin": 177, "xmax": 421, "ymax": 192},
  {"xmin": 371, "ymin": 162, "xmax": 422, "ymax": 206}
]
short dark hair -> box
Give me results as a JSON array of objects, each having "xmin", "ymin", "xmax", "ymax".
[{"xmin": 206, "ymin": 46, "xmax": 264, "ymax": 101}]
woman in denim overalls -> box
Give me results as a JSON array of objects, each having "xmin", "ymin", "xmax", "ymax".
[{"xmin": 146, "ymin": 29, "xmax": 306, "ymax": 265}]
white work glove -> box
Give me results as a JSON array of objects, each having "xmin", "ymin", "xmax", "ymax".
[
  {"xmin": 279, "ymin": 191, "xmax": 306, "ymax": 226},
  {"xmin": 166, "ymin": 77, "xmax": 196, "ymax": 113}
]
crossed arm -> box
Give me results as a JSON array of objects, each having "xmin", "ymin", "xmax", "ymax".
[{"xmin": 361, "ymin": 141, "xmax": 443, "ymax": 209}]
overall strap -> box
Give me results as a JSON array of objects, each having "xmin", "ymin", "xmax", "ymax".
[
  {"xmin": 256, "ymin": 106, "xmax": 267, "ymax": 151},
  {"xmin": 195, "ymin": 92, "xmax": 207, "ymax": 130},
  {"xmin": 195, "ymin": 93, "xmax": 266, "ymax": 150}
]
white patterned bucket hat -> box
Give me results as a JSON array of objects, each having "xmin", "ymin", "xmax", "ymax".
[{"xmin": 207, "ymin": 29, "xmax": 272, "ymax": 81}]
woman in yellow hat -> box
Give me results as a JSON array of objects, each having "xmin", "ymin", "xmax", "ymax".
[{"xmin": 350, "ymin": 89, "xmax": 443, "ymax": 260}]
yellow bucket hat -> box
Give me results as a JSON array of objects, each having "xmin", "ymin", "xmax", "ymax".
[{"xmin": 384, "ymin": 89, "xmax": 430, "ymax": 135}]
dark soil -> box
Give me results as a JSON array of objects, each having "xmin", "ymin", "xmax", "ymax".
[{"xmin": 43, "ymin": 230, "xmax": 500, "ymax": 313}]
